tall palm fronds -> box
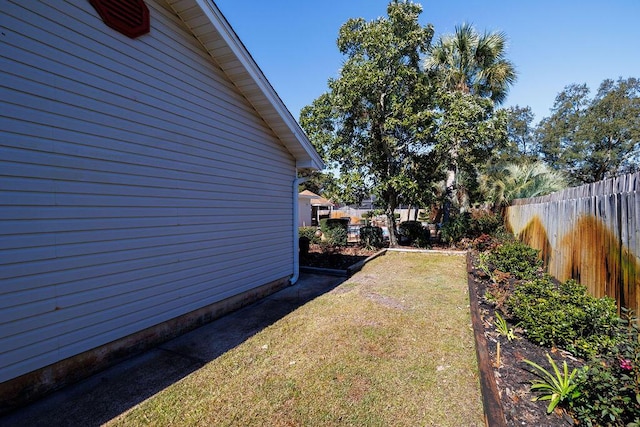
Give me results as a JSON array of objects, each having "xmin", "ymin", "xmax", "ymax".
[
  {"xmin": 424, "ymin": 23, "xmax": 517, "ymax": 104},
  {"xmin": 481, "ymin": 162, "xmax": 568, "ymax": 208}
]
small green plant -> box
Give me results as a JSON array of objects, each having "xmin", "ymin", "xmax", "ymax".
[
  {"xmin": 524, "ymin": 353, "xmax": 581, "ymax": 414},
  {"xmin": 299, "ymin": 226, "xmax": 320, "ymax": 243},
  {"xmin": 508, "ymin": 277, "xmax": 620, "ymax": 358},
  {"xmin": 494, "ymin": 312, "xmax": 516, "ymax": 341},
  {"xmin": 359, "ymin": 225, "xmax": 384, "ymax": 249},
  {"xmin": 477, "ymin": 252, "xmax": 492, "ymax": 276},
  {"xmin": 468, "ymin": 209, "xmax": 504, "ymax": 237},
  {"xmin": 487, "ymin": 240, "xmax": 542, "ymax": 280},
  {"xmin": 398, "ymin": 221, "xmax": 430, "ymax": 248},
  {"xmin": 571, "ymin": 308, "xmax": 640, "ymax": 426}
]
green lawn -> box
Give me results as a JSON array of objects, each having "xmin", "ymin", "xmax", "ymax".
[{"xmin": 109, "ymin": 252, "xmax": 483, "ymax": 426}]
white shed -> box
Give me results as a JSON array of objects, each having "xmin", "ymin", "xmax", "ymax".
[{"xmin": 0, "ymin": 0, "xmax": 323, "ymax": 408}]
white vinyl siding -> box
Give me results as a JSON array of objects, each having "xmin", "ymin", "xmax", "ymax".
[{"xmin": 0, "ymin": 0, "xmax": 296, "ymax": 382}]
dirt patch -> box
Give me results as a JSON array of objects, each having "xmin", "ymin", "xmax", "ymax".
[{"xmin": 363, "ymin": 292, "xmax": 407, "ymax": 310}]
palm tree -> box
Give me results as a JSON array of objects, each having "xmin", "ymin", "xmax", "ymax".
[
  {"xmin": 481, "ymin": 162, "xmax": 567, "ymax": 209},
  {"xmin": 425, "ymin": 24, "xmax": 516, "ymax": 215},
  {"xmin": 425, "ymin": 23, "xmax": 517, "ymax": 103}
]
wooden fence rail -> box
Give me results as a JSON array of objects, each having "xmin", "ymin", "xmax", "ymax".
[{"xmin": 505, "ymin": 172, "xmax": 640, "ymax": 316}]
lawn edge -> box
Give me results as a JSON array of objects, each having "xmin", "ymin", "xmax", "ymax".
[{"xmin": 466, "ymin": 251, "xmax": 507, "ymax": 427}]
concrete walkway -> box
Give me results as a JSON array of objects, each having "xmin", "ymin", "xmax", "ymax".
[{"xmin": 0, "ymin": 273, "xmax": 345, "ymax": 427}]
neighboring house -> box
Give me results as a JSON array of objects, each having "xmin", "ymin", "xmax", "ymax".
[
  {"xmin": 298, "ymin": 190, "xmax": 334, "ymax": 226},
  {"xmin": 0, "ymin": 0, "xmax": 323, "ymax": 409},
  {"xmin": 298, "ymin": 191, "xmax": 314, "ymax": 227}
]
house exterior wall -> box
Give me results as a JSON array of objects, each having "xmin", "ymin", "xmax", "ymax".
[
  {"xmin": 0, "ymin": 0, "xmax": 296, "ymax": 387},
  {"xmin": 298, "ymin": 198, "xmax": 312, "ymax": 227}
]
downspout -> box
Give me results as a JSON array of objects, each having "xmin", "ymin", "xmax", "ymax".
[{"xmin": 290, "ymin": 174, "xmax": 308, "ymax": 285}]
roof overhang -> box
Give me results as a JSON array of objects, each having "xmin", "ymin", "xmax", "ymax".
[{"xmin": 165, "ymin": 0, "xmax": 324, "ymax": 170}]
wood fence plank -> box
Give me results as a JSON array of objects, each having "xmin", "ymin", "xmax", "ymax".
[{"xmin": 508, "ymin": 172, "xmax": 639, "ymax": 316}]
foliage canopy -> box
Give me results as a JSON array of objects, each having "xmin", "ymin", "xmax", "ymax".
[
  {"xmin": 300, "ymin": 1, "xmax": 437, "ymax": 245},
  {"xmin": 537, "ymin": 77, "xmax": 640, "ymax": 184}
]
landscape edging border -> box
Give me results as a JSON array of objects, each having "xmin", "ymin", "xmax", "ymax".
[
  {"xmin": 466, "ymin": 251, "xmax": 507, "ymax": 427},
  {"xmin": 301, "ymin": 248, "xmax": 506, "ymax": 425}
]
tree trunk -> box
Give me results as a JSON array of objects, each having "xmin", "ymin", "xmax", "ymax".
[{"xmin": 386, "ymin": 206, "xmax": 398, "ymax": 247}]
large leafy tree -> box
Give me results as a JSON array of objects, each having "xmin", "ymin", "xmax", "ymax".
[
  {"xmin": 300, "ymin": 1, "xmax": 437, "ymax": 246},
  {"xmin": 433, "ymin": 91, "xmax": 508, "ymax": 212},
  {"xmin": 505, "ymin": 105, "xmax": 538, "ymax": 162},
  {"xmin": 538, "ymin": 78, "xmax": 640, "ymax": 184},
  {"xmin": 297, "ymin": 170, "xmax": 339, "ymax": 200},
  {"xmin": 424, "ymin": 23, "xmax": 516, "ymax": 213}
]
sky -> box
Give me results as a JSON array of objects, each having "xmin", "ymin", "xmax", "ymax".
[{"xmin": 214, "ymin": 0, "xmax": 640, "ymax": 125}]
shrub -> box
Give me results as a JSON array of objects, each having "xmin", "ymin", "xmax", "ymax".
[
  {"xmin": 298, "ymin": 226, "xmax": 320, "ymax": 244},
  {"xmin": 320, "ymin": 218, "xmax": 349, "ymax": 248},
  {"xmin": 440, "ymin": 210, "xmax": 505, "ymax": 246},
  {"xmin": 359, "ymin": 225, "xmax": 384, "ymax": 249},
  {"xmin": 507, "ymin": 277, "xmax": 620, "ymax": 358},
  {"xmin": 486, "ymin": 240, "xmax": 542, "ymax": 280},
  {"xmin": 468, "ymin": 209, "xmax": 504, "ymax": 237},
  {"xmin": 470, "ymin": 233, "xmax": 501, "ymax": 252},
  {"xmin": 440, "ymin": 212, "xmax": 470, "ymax": 245},
  {"xmin": 398, "ymin": 221, "xmax": 430, "ymax": 248},
  {"xmin": 571, "ymin": 309, "xmax": 640, "ymax": 426}
]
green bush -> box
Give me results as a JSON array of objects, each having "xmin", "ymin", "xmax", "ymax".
[
  {"xmin": 487, "ymin": 240, "xmax": 542, "ymax": 280},
  {"xmin": 478, "ymin": 237, "xmax": 637, "ymax": 423},
  {"xmin": 507, "ymin": 277, "xmax": 620, "ymax": 358},
  {"xmin": 320, "ymin": 218, "xmax": 349, "ymax": 247},
  {"xmin": 298, "ymin": 226, "xmax": 320, "ymax": 244},
  {"xmin": 440, "ymin": 212, "xmax": 470, "ymax": 245},
  {"xmin": 571, "ymin": 309, "xmax": 640, "ymax": 426},
  {"xmin": 440, "ymin": 210, "xmax": 505, "ymax": 245},
  {"xmin": 398, "ymin": 221, "xmax": 430, "ymax": 248},
  {"xmin": 468, "ymin": 209, "xmax": 504, "ymax": 237},
  {"xmin": 359, "ymin": 225, "xmax": 384, "ymax": 249}
]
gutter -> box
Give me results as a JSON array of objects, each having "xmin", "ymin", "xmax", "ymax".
[{"xmin": 290, "ymin": 175, "xmax": 308, "ymax": 285}]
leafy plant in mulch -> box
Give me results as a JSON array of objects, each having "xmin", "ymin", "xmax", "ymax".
[
  {"xmin": 299, "ymin": 226, "xmax": 321, "ymax": 244},
  {"xmin": 571, "ymin": 308, "xmax": 640, "ymax": 427},
  {"xmin": 440, "ymin": 209, "xmax": 505, "ymax": 247},
  {"xmin": 475, "ymin": 236, "xmax": 640, "ymax": 425},
  {"xmin": 359, "ymin": 225, "xmax": 384, "ymax": 250},
  {"xmin": 397, "ymin": 221, "xmax": 430, "ymax": 248},
  {"xmin": 508, "ymin": 276, "xmax": 621, "ymax": 359},
  {"xmin": 484, "ymin": 239, "xmax": 542, "ymax": 280},
  {"xmin": 319, "ymin": 218, "xmax": 349, "ymax": 252},
  {"xmin": 524, "ymin": 353, "xmax": 581, "ymax": 414}
]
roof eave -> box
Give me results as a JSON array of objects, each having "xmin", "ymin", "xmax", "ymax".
[{"xmin": 166, "ymin": 0, "xmax": 324, "ymax": 171}]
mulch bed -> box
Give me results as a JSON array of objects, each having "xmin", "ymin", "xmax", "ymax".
[
  {"xmin": 300, "ymin": 244, "xmax": 379, "ymax": 270},
  {"xmin": 467, "ymin": 251, "xmax": 580, "ymax": 427}
]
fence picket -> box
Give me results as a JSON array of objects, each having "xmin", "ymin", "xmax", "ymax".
[{"xmin": 506, "ymin": 172, "xmax": 640, "ymax": 316}]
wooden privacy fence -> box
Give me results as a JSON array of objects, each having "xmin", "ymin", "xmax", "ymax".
[{"xmin": 505, "ymin": 172, "xmax": 640, "ymax": 316}]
